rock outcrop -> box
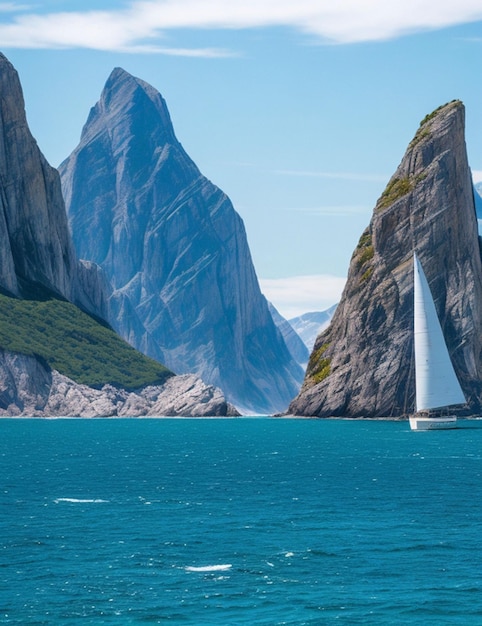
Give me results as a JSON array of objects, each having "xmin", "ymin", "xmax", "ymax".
[
  {"xmin": 0, "ymin": 351, "xmax": 237, "ymax": 417},
  {"xmin": 289, "ymin": 101, "xmax": 482, "ymax": 417},
  {"xmin": 60, "ymin": 68, "xmax": 303, "ymax": 414}
]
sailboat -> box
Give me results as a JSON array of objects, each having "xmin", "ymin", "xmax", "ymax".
[{"xmin": 409, "ymin": 253, "xmax": 466, "ymax": 431}]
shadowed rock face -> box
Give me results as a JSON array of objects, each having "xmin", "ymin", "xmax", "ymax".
[
  {"xmin": 0, "ymin": 53, "xmax": 78, "ymax": 299},
  {"xmin": 289, "ymin": 101, "xmax": 482, "ymax": 418},
  {"xmin": 60, "ymin": 68, "xmax": 303, "ymax": 414},
  {"xmin": 0, "ymin": 52, "xmax": 110, "ymax": 318}
]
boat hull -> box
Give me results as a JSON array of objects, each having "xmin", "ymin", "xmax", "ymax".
[{"xmin": 409, "ymin": 415, "xmax": 457, "ymax": 431}]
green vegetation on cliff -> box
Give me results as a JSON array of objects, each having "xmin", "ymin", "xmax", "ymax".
[
  {"xmin": 377, "ymin": 177, "xmax": 412, "ymax": 210},
  {"xmin": 0, "ymin": 292, "xmax": 173, "ymax": 388},
  {"xmin": 375, "ymin": 104, "xmax": 462, "ymax": 212},
  {"xmin": 376, "ymin": 172, "xmax": 428, "ymax": 211},
  {"xmin": 355, "ymin": 231, "xmax": 374, "ymax": 265},
  {"xmin": 308, "ymin": 342, "xmax": 331, "ymax": 384},
  {"xmin": 419, "ymin": 99, "xmax": 461, "ymax": 128},
  {"xmin": 409, "ymin": 100, "xmax": 462, "ymax": 149},
  {"xmin": 354, "ymin": 230, "xmax": 374, "ymax": 283}
]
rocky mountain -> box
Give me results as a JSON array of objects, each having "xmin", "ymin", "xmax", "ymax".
[
  {"xmin": 59, "ymin": 68, "xmax": 303, "ymax": 414},
  {"xmin": 289, "ymin": 101, "xmax": 482, "ymax": 418},
  {"xmin": 0, "ymin": 52, "xmax": 235, "ymax": 417},
  {"xmin": 289, "ymin": 306, "xmax": 337, "ymax": 351},
  {"xmin": 268, "ymin": 302, "xmax": 310, "ymax": 368}
]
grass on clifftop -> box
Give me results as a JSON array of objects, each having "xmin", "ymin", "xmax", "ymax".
[
  {"xmin": 409, "ymin": 100, "xmax": 462, "ymax": 150},
  {"xmin": 0, "ymin": 292, "xmax": 173, "ymax": 389},
  {"xmin": 418, "ymin": 99, "xmax": 461, "ymax": 128}
]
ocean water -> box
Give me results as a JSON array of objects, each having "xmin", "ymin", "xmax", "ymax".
[{"xmin": 1, "ymin": 418, "xmax": 482, "ymax": 625}]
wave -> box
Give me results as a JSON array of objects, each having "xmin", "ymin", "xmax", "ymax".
[
  {"xmin": 54, "ymin": 498, "xmax": 109, "ymax": 504},
  {"xmin": 185, "ymin": 564, "xmax": 232, "ymax": 572}
]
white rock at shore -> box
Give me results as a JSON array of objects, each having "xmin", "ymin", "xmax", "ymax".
[{"xmin": 0, "ymin": 351, "xmax": 238, "ymax": 417}]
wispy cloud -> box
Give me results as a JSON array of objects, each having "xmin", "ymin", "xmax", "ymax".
[
  {"xmin": 1, "ymin": 1, "xmax": 482, "ymax": 54},
  {"xmin": 260, "ymin": 274, "xmax": 346, "ymax": 318},
  {"xmin": 275, "ymin": 169, "xmax": 388, "ymax": 182},
  {"xmin": 0, "ymin": 3, "xmax": 32, "ymax": 11},
  {"xmin": 282, "ymin": 205, "xmax": 371, "ymax": 217},
  {"xmin": 111, "ymin": 45, "xmax": 237, "ymax": 57}
]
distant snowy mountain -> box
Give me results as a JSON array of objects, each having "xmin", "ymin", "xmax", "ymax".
[
  {"xmin": 289, "ymin": 305, "xmax": 337, "ymax": 351},
  {"xmin": 268, "ymin": 302, "xmax": 310, "ymax": 368},
  {"xmin": 475, "ymin": 182, "xmax": 482, "ymax": 225}
]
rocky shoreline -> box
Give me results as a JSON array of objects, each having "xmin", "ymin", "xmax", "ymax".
[{"xmin": 0, "ymin": 351, "xmax": 238, "ymax": 417}]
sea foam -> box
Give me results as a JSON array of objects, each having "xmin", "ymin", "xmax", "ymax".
[
  {"xmin": 185, "ymin": 564, "xmax": 232, "ymax": 572},
  {"xmin": 54, "ymin": 498, "xmax": 109, "ymax": 504}
]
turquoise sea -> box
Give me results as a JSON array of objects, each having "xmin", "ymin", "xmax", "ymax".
[{"xmin": 1, "ymin": 418, "xmax": 482, "ymax": 625}]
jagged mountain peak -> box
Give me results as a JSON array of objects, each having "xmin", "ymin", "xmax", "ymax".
[
  {"xmin": 289, "ymin": 100, "xmax": 482, "ymax": 418},
  {"xmin": 80, "ymin": 66, "xmax": 176, "ymax": 146},
  {"xmin": 60, "ymin": 69, "xmax": 303, "ymax": 414},
  {"xmin": 103, "ymin": 66, "xmax": 166, "ymax": 110}
]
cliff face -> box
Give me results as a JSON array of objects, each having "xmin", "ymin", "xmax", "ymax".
[
  {"xmin": 0, "ymin": 52, "xmax": 109, "ymax": 318},
  {"xmin": 0, "ymin": 53, "xmax": 78, "ymax": 299},
  {"xmin": 290, "ymin": 101, "xmax": 482, "ymax": 417},
  {"xmin": 60, "ymin": 68, "xmax": 303, "ymax": 414}
]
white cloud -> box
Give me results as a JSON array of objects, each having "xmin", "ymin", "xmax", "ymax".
[
  {"xmin": 259, "ymin": 274, "xmax": 346, "ymax": 319},
  {"xmin": 471, "ymin": 169, "xmax": 482, "ymax": 184},
  {"xmin": 1, "ymin": 0, "xmax": 482, "ymax": 54}
]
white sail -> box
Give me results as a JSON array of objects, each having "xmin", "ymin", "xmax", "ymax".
[{"xmin": 413, "ymin": 253, "xmax": 465, "ymax": 412}]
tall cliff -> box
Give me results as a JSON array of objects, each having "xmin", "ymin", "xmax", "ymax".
[
  {"xmin": 0, "ymin": 52, "xmax": 235, "ymax": 417},
  {"xmin": 289, "ymin": 101, "xmax": 482, "ymax": 417},
  {"xmin": 60, "ymin": 68, "xmax": 303, "ymax": 414},
  {"xmin": 0, "ymin": 53, "xmax": 78, "ymax": 300},
  {"xmin": 0, "ymin": 52, "xmax": 109, "ymax": 317}
]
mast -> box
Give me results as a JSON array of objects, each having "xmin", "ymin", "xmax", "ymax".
[{"xmin": 413, "ymin": 253, "xmax": 465, "ymax": 412}]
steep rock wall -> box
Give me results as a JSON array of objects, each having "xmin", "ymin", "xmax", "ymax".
[
  {"xmin": 0, "ymin": 53, "xmax": 77, "ymax": 300},
  {"xmin": 60, "ymin": 68, "xmax": 303, "ymax": 414},
  {"xmin": 290, "ymin": 101, "xmax": 482, "ymax": 417}
]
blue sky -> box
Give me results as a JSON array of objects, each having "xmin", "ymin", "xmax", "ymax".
[{"xmin": 1, "ymin": 1, "xmax": 482, "ymax": 317}]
